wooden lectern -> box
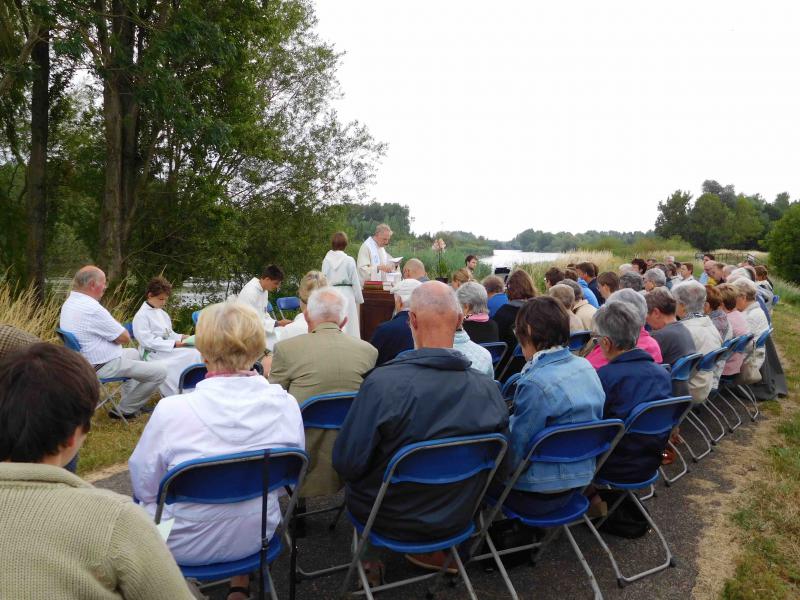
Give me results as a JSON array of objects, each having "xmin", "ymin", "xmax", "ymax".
[{"xmin": 360, "ymin": 288, "xmax": 395, "ymax": 341}]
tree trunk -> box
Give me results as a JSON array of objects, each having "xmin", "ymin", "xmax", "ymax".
[{"xmin": 25, "ymin": 26, "xmax": 49, "ymax": 303}]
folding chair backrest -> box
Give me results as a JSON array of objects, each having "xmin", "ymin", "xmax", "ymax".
[
  {"xmin": 266, "ymin": 302, "xmax": 275, "ymax": 318},
  {"xmin": 56, "ymin": 328, "xmax": 81, "ymax": 352},
  {"xmin": 501, "ymin": 372, "xmax": 522, "ymax": 399},
  {"xmin": 733, "ymin": 333, "xmax": 755, "ymax": 353},
  {"xmin": 383, "ymin": 434, "xmax": 507, "ymax": 486},
  {"xmin": 276, "ymin": 296, "xmax": 301, "ymax": 312},
  {"xmin": 479, "ymin": 342, "xmax": 508, "ymax": 366},
  {"xmin": 755, "ymin": 327, "xmax": 773, "ymax": 348},
  {"xmin": 568, "ymin": 331, "xmax": 592, "ymax": 352},
  {"xmin": 670, "ymin": 352, "xmax": 702, "ymax": 382},
  {"xmin": 178, "ymin": 363, "xmax": 208, "ymax": 393},
  {"xmin": 772, "ymin": 295, "xmax": 780, "ymax": 306},
  {"xmin": 698, "ymin": 347, "xmax": 728, "ymax": 372},
  {"xmin": 123, "ymin": 322, "xmax": 134, "ymax": 340},
  {"xmin": 625, "ymin": 396, "xmax": 693, "ymax": 436},
  {"xmin": 155, "ymin": 448, "xmax": 308, "ymax": 521},
  {"xmin": 191, "ymin": 310, "xmax": 201, "ymax": 325},
  {"xmin": 300, "ymin": 392, "xmax": 357, "ymax": 429},
  {"xmin": 525, "ymin": 420, "xmax": 625, "ymax": 466}
]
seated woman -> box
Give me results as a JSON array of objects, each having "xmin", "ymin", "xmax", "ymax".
[
  {"xmin": 704, "ymin": 284, "xmax": 732, "ymax": 342},
  {"xmin": 132, "ymin": 276, "xmax": 202, "ymax": 397},
  {"xmin": 275, "ymin": 271, "xmax": 328, "ymax": 342},
  {"xmin": 717, "ymin": 283, "xmax": 750, "ymax": 377},
  {"xmin": 456, "ymin": 281, "xmax": 499, "ymax": 343},
  {"xmin": 547, "ymin": 283, "xmax": 585, "ymax": 333},
  {"xmin": 130, "ymin": 302, "xmax": 304, "ymax": 600},
  {"xmin": 450, "ymin": 267, "xmax": 472, "ymax": 290},
  {"xmin": 0, "ymin": 344, "xmax": 191, "ymax": 599},
  {"xmin": 586, "ymin": 289, "xmax": 662, "ymax": 369},
  {"xmin": 593, "ymin": 303, "xmax": 673, "ymax": 483},
  {"xmin": 494, "ymin": 297, "xmax": 605, "ymax": 515},
  {"xmin": 731, "ymin": 277, "xmax": 769, "ymax": 381},
  {"xmin": 493, "ymin": 268, "xmax": 537, "ymax": 376},
  {"xmin": 482, "ymin": 275, "xmax": 508, "ymax": 318}
]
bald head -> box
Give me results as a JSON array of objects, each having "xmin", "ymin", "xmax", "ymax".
[
  {"xmin": 72, "ymin": 266, "xmax": 106, "ymax": 300},
  {"xmin": 402, "ymin": 258, "xmax": 427, "ymax": 280},
  {"xmin": 408, "ymin": 281, "xmax": 462, "ymax": 349}
]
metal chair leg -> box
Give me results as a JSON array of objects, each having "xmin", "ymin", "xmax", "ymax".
[
  {"xmin": 660, "ymin": 441, "xmax": 689, "ymax": 485},
  {"xmin": 711, "ymin": 390, "xmax": 743, "ymax": 431},
  {"xmin": 739, "ymin": 385, "xmax": 760, "ymax": 420},
  {"xmin": 680, "ymin": 414, "xmax": 713, "ymax": 460},
  {"xmin": 563, "ymin": 524, "xmax": 604, "ymax": 600},
  {"xmin": 698, "ymin": 402, "xmax": 727, "ymax": 442}
]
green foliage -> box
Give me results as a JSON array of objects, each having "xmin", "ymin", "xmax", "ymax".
[
  {"xmin": 767, "ymin": 203, "xmax": 800, "ymax": 283},
  {"xmin": 654, "ymin": 190, "xmax": 692, "ymax": 239},
  {"xmin": 339, "ymin": 202, "xmax": 413, "ymax": 242},
  {"xmin": 771, "ymin": 278, "xmax": 800, "ymax": 307}
]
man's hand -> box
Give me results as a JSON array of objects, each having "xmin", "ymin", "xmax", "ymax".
[
  {"xmin": 277, "ymin": 319, "xmax": 293, "ymax": 327},
  {"xmin": 378, "ymin": 264, "xmax": 395, "ymax": 273}
]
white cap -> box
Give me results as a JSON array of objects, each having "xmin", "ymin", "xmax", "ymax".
[{"xmin": 391, "ymin": 278, "xmax": 422, "ymax": 305}]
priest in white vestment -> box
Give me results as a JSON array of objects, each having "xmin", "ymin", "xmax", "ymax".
[
  {"xmin": 131, "ymin": 277, "xmax": 202, "ymax": 397},
  {"xmin": 322, "ymin": 232, "xmax": 363, "ymax": 338},
  {"xmin": 356, "ymin": 223, "xmax": 397, "ymax": 285}
]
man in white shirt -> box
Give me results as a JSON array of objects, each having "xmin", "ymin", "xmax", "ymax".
[
  {"xmin": 356, "ymin": 223, "xmax": 396, "ymax": 285},
  {"xmin": 235, "ymin": 265, "xmax": 292, "ymax": 348},
  {"xmin": 59, "ymin": 266, "xmax": 166, "ymax": 419}
]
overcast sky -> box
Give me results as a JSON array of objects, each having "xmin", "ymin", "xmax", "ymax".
[{"xmin": 313, "ymin": 1, "xmax": 800, "ymax": 241}]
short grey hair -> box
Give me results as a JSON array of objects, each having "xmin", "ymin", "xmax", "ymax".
[
  {"xmin": 593, "ymin": 302, "xmax": 641, "ymax": 351},
  {"xmin": 619, "ymin": 271, "xmax": 644, "ymax": 292},
  {"xmin": 306, "ymin": 287, "xmax": 347, "ymax": 323},
  {"xmin": 560, "ymin": 278, "xmax": 583, "ymax": 300},
  {"xmin": 727, "ymin": 267, "xmax": 753, "ymax": 283},
  {"xmin": 643, "ymin": 268, "xmax": 666, "ymax": 287},
  {"xmin": 375, "ymin": 223, "xmax": 392, "ymax": 235},
  {"xmin": 645, "ymin": 287, "xmax": 677, "ymax": 315},
  {"xmin": 456, "ymin": 281, "xmax": 489, "ymax": 314},
  {"xmin": 619, "ymin": 263, "xmax": 634, "ymax": 273},
  {"xmin": 672, "ymin": 280, "xmax": 707, "ymax": 313},
  {"xmin": 548, "ymin": 283, "xmax": 575, "ymax": 311},
  {"xmin": 606, "ymin": 288, "xmax": 647, "ymax": 326},
  {"xmin": 72, "ymin": 266, "xmax": 103, "ymax": 290},
  {"xmin": 731, "ymin": 277, "xmax": 758, "ymax": 301}
]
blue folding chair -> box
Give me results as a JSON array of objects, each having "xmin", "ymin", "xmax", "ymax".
[
  {"xmin": 276, "ymin": 296, "xmax": 301, "ymax": 320},
  {"xmin": 154, "ymin": 447, "xmax": 309, "ymax": 600},
  {"xmin": 772, "ymin": 295, "xmax": 780, "ymax": 306},
  {"xmin": 191, "ymin": 310, "xmax": 202, "ymax": 326},
  {"xmin": 123, "ymin": 322, "xmax": 135, "ymax": 340},
  {"xmin": 584, "ymin": 396, "xmax": 693, "ymax": 587},
  {"xmin": 294, "ymin": 392, "xmax": 358, "ymax": 581},
  {"xmin": 734, "ymin": 327, "xmax": 772, "ymax": 420},
  {"xmin": 718, "ymin": 332, "xmax": 760, "ymax": 421},
  {"xmin": 470, "ymin": 420, "xmax": 625, "ymax": 600},
  {"xmin": 501, "ymin": 372, "xmax": 522, "ymax": 401},
  {"xmin": 706, "ymin": 338, "xmax": 746, "ymax": 433},
  {"xmin": 498, "ymin": 343, "xmax": 525, "ymax": 381},
  {"xmin": 661, "ymin": 353, "xmax": 703, "ymax": 483},
  {"xmin": 690, "ymin": 347, "xmax": 732, "ymax": 444},
  {"xmin": 56, "ymin": 327, "xmax": 130, "ymax": 423},
  {"xmin": 178, "ymin": 363, "xmax": 207, "ymax": 394},
  {"xmin": 478, "ymin": 341, "xmax": 508, "ymax": 368},
  {"xmin": 339, "ymin": 434, "xmax": 508, "ymax": 599},
  {"xmin": 568, "ymin": 330, "xmax": 592, "ymax": 353},
  {"xmin": 266, "ymin": 301, "xmax": 276, "ymax": 320}
]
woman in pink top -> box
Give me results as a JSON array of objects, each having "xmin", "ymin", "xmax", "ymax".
[
  {"xmin": 586, "ymin": 289, "xmax": 662, "ymax": 369},
  {"xmin": 717, "ymin": 284, "xmax": 749, "ymax": 376}
]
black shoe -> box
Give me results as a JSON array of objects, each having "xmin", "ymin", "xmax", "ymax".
[
  {"xmin": 138, "ymin": 405, "xmax": 155, "ymax": 414},
  {"xmin": 108, "ymin": 409, "xmax": 139, "ymax": 421}
]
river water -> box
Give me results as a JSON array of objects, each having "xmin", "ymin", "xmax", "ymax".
[{"xmin": 480, "ymin": 249, "xmax": 562, "ymax": 270}]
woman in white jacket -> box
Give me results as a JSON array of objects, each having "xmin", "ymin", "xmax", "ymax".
[
  {"xmin": 129, "ymin": 301, "xmax": 304, "ymax": 600},
  {"xmin": 131, "ymin": 277, "xmax": 202, "ymax": 397},
  {"xmin": 321, "ymin": 231, "xmax": 363, "ymax": 338}
]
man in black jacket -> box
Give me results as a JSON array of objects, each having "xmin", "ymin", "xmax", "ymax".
[{"xmin": 333, "ymin": 281, "xmax": 509, "ymax": 578}]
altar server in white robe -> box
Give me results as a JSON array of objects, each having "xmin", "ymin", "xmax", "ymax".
[
  {"xmin": 322, "ymin": 232, "xmax": 363, "ymax": 338},
  {"xmin": 235, "ymin": 264, "xmax": 291, "ymax": 350},
  {"xmin": 131, "ymin": 276, "xmax": 202, "ymax": 397},
  {"xmin": 356, "ymin": 223, "xmax": 397, "ymax": 285}
]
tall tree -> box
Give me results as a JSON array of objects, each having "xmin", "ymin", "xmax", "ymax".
[
  {"xmin": 654, "ymin": 190, "xmax": 692, "ymax": 239},
  {"xmin": 686, "ymin": 193, "xmax": 733, "ymax": 250}
]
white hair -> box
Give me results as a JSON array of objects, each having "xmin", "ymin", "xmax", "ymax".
[
  {"xmin": 731, "ymin": 277, "xmax": 758, "ymax": 301},
  {"xmin": 593, "ymin": 302, "xmax": 641, "ymax": 350},
  {"xmin": 375, "ymin": 223, "xmax": 392, "ymax": 235},
  {"xmin": 618, "ymin": 263, "xmax": 634, "ymax": 274},
  {"xmin": 643, "ymin": 268, "xmax": 666, "ymax": 287},
  {"xmin": 306, "ymin": 287, "xmax": 347, "ymax": 323},
  {"xmin": 727, "ymin": 267, "xmax": 752, "ymax": 283},
  {"xmin": 606, "ymin": 288, "xmax": 648, "ymax": 326},
  {"xmin": 672, "ymin": 280, "xmax": 707, "ymax": 313},
  {"xmin": 456, "ymin": 281, "xmax": 489, "ymax": 314}
]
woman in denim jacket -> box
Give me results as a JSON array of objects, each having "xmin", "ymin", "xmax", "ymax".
[{"xmin": 499, "ymin": 296, "xmax": 605, "ymax": 515}]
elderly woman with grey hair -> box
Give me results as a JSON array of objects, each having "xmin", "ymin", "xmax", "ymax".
[
  {"xmin": 456, "ymin": 281, "xmax": 499, "ymax": 344},
  {"xmin": 671, "ymin": 280, "xmax": 723, "ymax": 403},
  {"xmin": 619, "ymin": 271, "xmax": 644, "ymax": 292},
  {"xmin": 548, "ymin": 284, "xmax": 585, "ymax": 333},
  {"xmin": 592, "ymin": 302, "xmax": 673, "ymax": 483},
  {"xmin": 586, "ymin": 288, "xmax": 663, "ymax": 369},
  {"xmin": 561, "ymin": 279, "xmax": 596, "ymax": 331},
  {"xmin": 643, "ymin": 268, "xmax": 667, "ymax": 292},
  {"xmin": 730, "ymin": 278, "xmax": 768, "ymax": 379}
]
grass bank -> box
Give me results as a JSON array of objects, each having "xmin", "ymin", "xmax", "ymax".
[{"xmin": 722, "ymin": 302, "xmax": 800, "ymax": 599}]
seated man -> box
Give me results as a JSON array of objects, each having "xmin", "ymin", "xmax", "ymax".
[
  {"xmin": 593, "ymin": 303, "xmax": 673, "ymax": 483},
  {"xmin": 561, "ymin": 279, "xmax": 596, "ymax": 331},
  {"xmin": 269, "ymin": 287, "xmax": 378, "ymax": 498},
  {"xmin": 369, "ymin": 278, "xmax": 421, "ymax": 366},
  {"xmin": 236, "ymin": 264, "xmax": 292, "ymax": 349},
  {"xmin": 672, "ymin": 281, "xmax": 723, "ymax": 402},
  {"xmin": 334, "ymin": 281, "xmax": 509, "ymax": 577},
  {"xmin": 645, "ymin": 287, "xmax": 697, "ymax": 397},
  {"xmin": 0, "ymin": 343, "xmax": 191, "ymax": 599},
  {"xmin": 564, "ymin": 267, "xmax": 599, "ymax": 307},
  {"xmin": 548, "ymin": 283, "xmax": 585, "ymax": 333},
  {"xmin": 60, "ymin": 266, "xmax": 166, "ymax": 419},
  {"xmin": 482, "ymin": 275, "xmax": 508, "ymax": 318},
  {"xmin": 576, "ymin": 261, "xmax": 604, "ymax": 306},
  {"xmin": 402, "ymin": 258, "xmax": 429, "ymax": 282}
]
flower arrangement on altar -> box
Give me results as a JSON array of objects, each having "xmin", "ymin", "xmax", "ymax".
[{"xmin": 432, "ymin": 238, "xmax": 448, "ymax": 279}]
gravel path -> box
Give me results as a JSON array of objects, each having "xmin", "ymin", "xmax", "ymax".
[{"xmin": 95, "ymin": 409, "xmax": 761, "ymax": 599}]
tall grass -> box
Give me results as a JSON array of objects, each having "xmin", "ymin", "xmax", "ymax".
[{"xmin": 772, "ymin": 277, "xmax": 800, "ymax": 307}]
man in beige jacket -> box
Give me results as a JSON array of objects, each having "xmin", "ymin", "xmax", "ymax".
[{"xmin": 269, "ymin": 286, "xmax": 378, "ymax": 498}]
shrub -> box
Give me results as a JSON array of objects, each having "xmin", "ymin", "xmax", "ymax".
[{"xmin": 767, "ymin": 203, "xmax": 800, "ymax": 283}]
